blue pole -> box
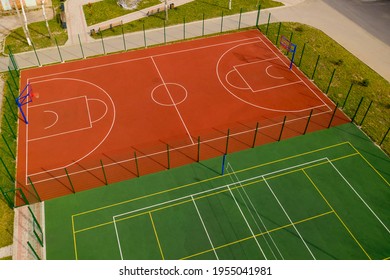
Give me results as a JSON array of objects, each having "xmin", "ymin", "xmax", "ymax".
[{"xmin": 221, "ymin": 154, "xmax": 227, "ymax": 175}]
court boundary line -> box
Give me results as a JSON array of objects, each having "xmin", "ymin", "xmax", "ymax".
[
  {"xmin": 302, "ymin": 170, "xmax": 371, "ymax": 260},
  {"xmin": 191, "ymin": 196, "xmax": 219, "ymax": 260},
  {"xmin": 73, "ymin": 156, "xmax": 349, "ymax": 260},
  {"xmin": 262, "ymin": 175, "xmax": 316, "ymax": 260},
  {"xmin": 71, "ymin": 150, "xmax": 389, "ymax": 260}
]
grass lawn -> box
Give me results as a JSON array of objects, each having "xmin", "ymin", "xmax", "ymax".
[
  {"xmin": 92, "ymin": 0, "xmax": 282, "ymax": 36},
  {"xmin": 259, "ymin": 22, "xmax": 390, "ymax": 155},
  {"xmin": 3, "ymin": 0, "xmax": 68, "ymax": 54},
  {"xmin": 84, "ymin": 0, "xmax": 161, "ymax": 26}
]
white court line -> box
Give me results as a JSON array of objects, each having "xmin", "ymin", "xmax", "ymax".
[
  {"xmin": 25, "ymin": 78, "xmax": 116, "ymax": 181},
  {"xmin": 226, "ymin": 163, "xmax": 284, "ymax": 260},
  {"xmin": 225, "ymin": 69, "xmax": 250, "ymax": 90},
  {"xmin": 216, "ymin": 39, "xmax": 331, "ymax": 113},
  {"xmin": 150, "ymin": 57, "xmax": 194, "ymax": 144},
  {"xmin": 113, "ymin": 216, "xmax": 124, "ymax": 260},
  {"xmin": 27, "ymin": 96, "xmax": 92, "ymax": 142},
  {"xmin": 191, "ymin": 196, "xmax": 219, "ymax": 260},
  {"xmin": 28, "ymin": 95, "xmax": 87, "ymax": 108},
  {"xmin": 265, "ymin": 65, "xmax": 284, "ymax": 80},
  {"xmin": 259, "ymin": 38, "xmax": 332, "ymax": 112},
  {"xmin": 43, "ymin": 111, "xmax": 59, "ymax": 130},
  {"xmin": 326, "ymin": 158, "xmax": 390, "ymax": 234},
  {"xmin": 88, "ymin": 98, "xmax": 108, "ymax": 124},
  {"xmin": 262, "ymin": 176, "xmax": 317, "ymax": 260},
  {"xmin": 226, "ymin": 185, "xmax": 268, "ymax": 260}
]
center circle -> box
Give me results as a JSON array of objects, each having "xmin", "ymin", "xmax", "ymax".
[{"xmin": 151, "ymin": 83, "xmax": 188, "ymax": 106}]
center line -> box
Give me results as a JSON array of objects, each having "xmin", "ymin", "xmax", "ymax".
[{"xmin": 151, "ymin": 57, "xmax": 194, "ymax": 144}]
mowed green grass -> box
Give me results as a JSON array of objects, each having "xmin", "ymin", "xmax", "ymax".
[{"xmin": 45, "ymin": 123, "xmax": 390, "ymax": 260}]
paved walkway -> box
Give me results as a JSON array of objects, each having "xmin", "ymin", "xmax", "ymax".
[{"xmin": 0, "ymin": 244, "xmax": 12, "ymax": 259}]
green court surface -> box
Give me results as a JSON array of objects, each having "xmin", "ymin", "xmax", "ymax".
[{"xmin": 45, "ymin": 123, "xmax": 390, "ymax": 260}]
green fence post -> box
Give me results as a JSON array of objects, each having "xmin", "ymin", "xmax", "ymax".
[
  {"xmin": 122, "ymin": 23, "xmax": 127, "ymax": 51},
  {"xmin": 31, "ymin": 42, "xmax": 41, "ymax": 67},
  {"xmin": 100, "ymin": 32, "xmax": 106, "ymax": 54},
  {"xmin": 134, "ymin": 152, "xmax": 140, "ymax": 177},
  {"xmin": 225, "ymin": 129, "xmax": 230, "ymax": 155},
  {"xmin": 351, "ymin": 97, "xmax": 364, "ymax": 123},
  {"xmin": 298, "ymin": 42, "xmax": 306, "ymax": 67},
  {"xmin": 100, "ymin": 160, "xmax": 108, "ymax": 185},
  {"xmin": 256, "ymin": 4, "xmax": 261, "ymax": 27},
  {"xmin": 0, "ymin": 156, "xmax": 15, "ymax": 183},
  {"xmin": 202, "ymin": 13, "xmax": 205, "ymax": 36},
  {"xmin": 54, "ymin": 37, "xmax": 64, "ymax": 63},
  {"xmin": 359, "ymin": 101, "xmax": 373, "ymax": 126},
  {"xmin": 326, "ymin": 68, "xmax": 336, "ymax": 94},
  {"xmin": 275, "ymin": 22, "xmax": 282, "ymax": 45},
  {"xmin": 311, "ymin": 55, "xmax": 320, "ymax": 80},
  {"xmin": 163, "ymin": 21, "xmax": 166, "ymax": 44},
  {"xmin": 303, "ymin": 109, "xmax": 313, "ymax": 135},
  {"xmin": 379, "ymin": 127, "xmax": 390, "ymax": 146},
  {"xmin": 220, "ymin": 11, "xmax": 224, "ymax": 33},
  {"xmin": 166, "ymin": 144, "xmax": 170, "ymax": 170},
  {"xmin": 266, "ymin": 13, "xmax": 271, "ymax": 35},
  {"xmin": 183, "ymin": 17, "xmax": 186, "ymax": 39},
  {"xmin": 238, "ymin": 8, "xmax": 242, "ymax": 29},
  {"xmin": 1, "ymin": 134, "xmax": 15, "ymax": 159},
  {"xmin": 143, "ymin": 24, "xmax": 147, "ymax": 47},
  {"xmin": 278, "ymin": 116, "xmax": 287, "ymax": 141},
  {"xmin": 27, "ymin": 241, "xmax": 40, "ymax": 260},
  {"xmin": 252, "ymin": 122, "xmax": 259, "ymax": 148},
  {"xmin": 64, "ymin": 168, "xmax": 75, "ymax": 193},
  {"xmin": 4, "ymin": 115, "xmax": 16, "ymax": 139},
  {"xmin": 78, "ymin": 34, "xmax": 85, "ymax": 58},
  {"xmin": 197, "ymin": 136, "xmax": 201, "ymax": 162},
  {"xmin": 328, "ymin": 103, "xmax": 339, "ymax": 128},
  {"xmin": 342, "ymin": 83, "xmax": 354, "ymax": 109},
  {"xmin": 28, "ymin": 177, "xmax": 41, "ymax": 202}
]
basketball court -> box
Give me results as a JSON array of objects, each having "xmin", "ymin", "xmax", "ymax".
[{"xmin": 16, "ymin": 29, "xmax": 349, "ymax": 205}]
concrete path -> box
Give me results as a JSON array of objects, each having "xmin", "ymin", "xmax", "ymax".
[{"xmin": 0, "ymin": 244, "xmax": 12, "ymax": 259}]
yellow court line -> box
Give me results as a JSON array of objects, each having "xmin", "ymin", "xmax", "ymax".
[
  {"xmin": 302, "ymin": 169, "xmax": 372, "ymax": 260},
  {"xmin": 72, "ymin": 216, "xmax": 78, "ymax": 260},
  {"xmin": 384, "ymin": 256, "xmax": 390, "ymax": 260},
  {"xmin": 74, "ymin": 153, "xmax": 360, "ymax": 233},
  {"xmin": 72, "ymin": 142, "xmax": 351, "ymax": 218},
  {"xmin": 347, "ymin": 142, "xmax": 390, "ymax": 187},
  {"xmin": 181, "ymin": 210, "xmax": 334, "ymax": 260},
  {"xmin": 149, "ymin": 212, "xmax": 165, "ymax": 260}
]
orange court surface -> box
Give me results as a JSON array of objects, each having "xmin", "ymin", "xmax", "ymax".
[{"xmin": 16, "ymin": 29, "xmax": 349, "ymax": 205}]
